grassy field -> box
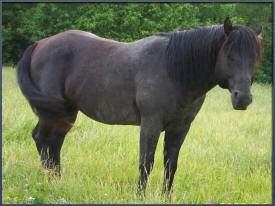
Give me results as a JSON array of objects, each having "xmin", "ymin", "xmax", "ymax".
[{"xmin": 2, "ymin": 66, "xmax": 272, "ymax": 204}]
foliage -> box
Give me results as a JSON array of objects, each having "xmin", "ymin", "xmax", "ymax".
[{"xmin": 2, "ymin": 3, "xmax": 272, "ymax": 82}]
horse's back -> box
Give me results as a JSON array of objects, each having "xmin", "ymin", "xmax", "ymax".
[{"xmin": 30, "ymin": 30, "xmax": 127, "ymax": 94}]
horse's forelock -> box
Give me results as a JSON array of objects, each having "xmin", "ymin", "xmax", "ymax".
[{"xmin": 223, "ymin": 26, "xmax": 261, "ymax": 61}]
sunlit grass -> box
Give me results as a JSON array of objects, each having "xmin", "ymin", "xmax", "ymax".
[{"xmin": 2, "ymin": 67, "xmax": 272, "ymax": 204}]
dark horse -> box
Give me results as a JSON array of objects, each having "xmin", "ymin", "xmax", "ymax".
[{"xmin": 17, "ymin": 17, "xmax": 262, "ymax": 195}]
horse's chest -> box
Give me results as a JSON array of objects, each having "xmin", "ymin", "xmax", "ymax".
[{"xmin": 165, "ymin": 95, "xmax": 206, "ymax": 129}]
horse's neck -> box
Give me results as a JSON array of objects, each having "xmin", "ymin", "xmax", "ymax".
[{"xmin": 183, "ymin": 27, "xmax": 225, "ymax": 96}]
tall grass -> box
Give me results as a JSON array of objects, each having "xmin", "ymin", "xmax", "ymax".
[{"xmin": 2, "ymin": 67, "xmax": 272, "ymax": 204}]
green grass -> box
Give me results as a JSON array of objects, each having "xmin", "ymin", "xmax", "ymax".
[{"xmin": 2, "ymin": 66, "xmax": 272, "ymax": 204}]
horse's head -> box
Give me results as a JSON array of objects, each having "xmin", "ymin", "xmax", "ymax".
[{"xmin": 215, "ymin": 17, "xmax": 262, "ymax": 110}]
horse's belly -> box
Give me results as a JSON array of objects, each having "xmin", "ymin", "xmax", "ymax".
[
  {"xmin": 72, "ymin": 82, "xmax": 140, "ymax": 125},
  {"xmin": 67, "ymin": 75, "xmax": 141, "ymax": 125},
  {"xmin": 79, "ymin": 101, "xmax": 140, "ymax": 125}
]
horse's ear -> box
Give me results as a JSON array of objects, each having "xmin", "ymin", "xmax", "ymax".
[
  {"xmin": 224, "ymin": 16, "xmax": 232, "ymax": 36},
  {"xmin": 254, "ymin": 25, "xmax": 263, "ymax": 35}
]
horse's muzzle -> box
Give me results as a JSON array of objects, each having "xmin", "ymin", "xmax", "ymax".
[{"xmin": 231, "ymin": 90, "xmax": 252, "ymax": 110}]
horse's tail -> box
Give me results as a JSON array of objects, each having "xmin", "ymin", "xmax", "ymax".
[{"xmin": 17, "ymin": 43, "xmax": 70, "ymax": 120}]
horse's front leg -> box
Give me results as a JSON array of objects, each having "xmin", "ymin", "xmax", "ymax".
[
  {"xmin": 162, "ymin": 126, "xmax": 191, "ymax": 195},
  {"xmin": 136, "ymin": 115, "xmax": 162, "ymax": 197},
  {"xmin": 162, "ymin": 96, "xmax": 206, "ymax": 194}
]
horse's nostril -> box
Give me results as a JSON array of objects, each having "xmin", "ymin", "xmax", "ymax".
[{"xmin": 234, "ymin": 91, "xmax": 238, "ymax": 98}]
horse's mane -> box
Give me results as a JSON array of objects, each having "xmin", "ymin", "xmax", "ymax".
[{"xmin": 157, "ymin": 25, "xmax": 261, "ymax": 91}]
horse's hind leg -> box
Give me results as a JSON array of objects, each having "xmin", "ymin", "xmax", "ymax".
[{"xmin": 32, "ymin": 113, "xmax": 77, "ymax": 174}]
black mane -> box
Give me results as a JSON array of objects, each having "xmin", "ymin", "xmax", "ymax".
[
  {"xmin": 158, "ymin": 25, "xmax": 226, "ymax": 91},
  {"xmin": 158, "ymin": 25, "xmax": 261, "ymax": 92}
]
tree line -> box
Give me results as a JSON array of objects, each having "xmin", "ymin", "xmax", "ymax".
[{"xmin": 3, "ymin": 3, "xmax": 272, "ymax": 82}]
